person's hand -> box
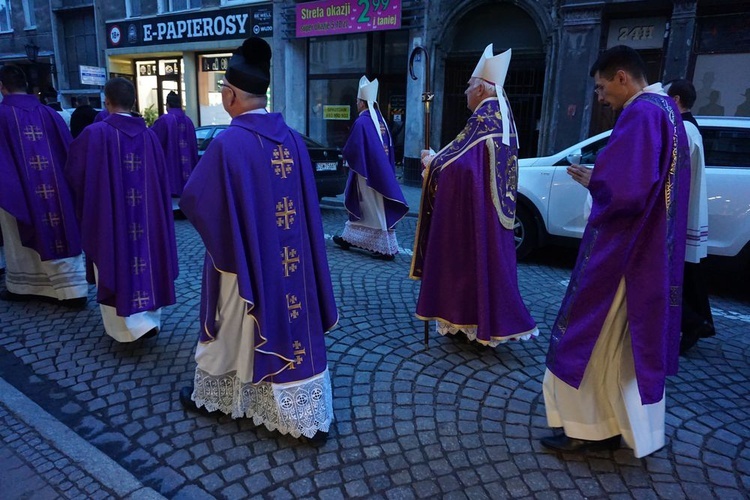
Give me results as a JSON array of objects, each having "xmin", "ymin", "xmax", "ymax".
[
  {"xmin": 421, "ymin": 149, "xmax": 436, "ymax": 171},
  {"xmin": 567, "ymin": 164, "xmax": 593, "ymax": 188}
]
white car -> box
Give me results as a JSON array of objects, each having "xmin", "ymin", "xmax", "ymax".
[{"xmin": 515, "ymin": 116, "xmax": 750, "ymax": 270}]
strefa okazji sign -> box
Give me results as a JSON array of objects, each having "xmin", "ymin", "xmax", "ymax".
[{"xmin": 296, "ymin": 0, "xmax": 401, "ymax": 38}]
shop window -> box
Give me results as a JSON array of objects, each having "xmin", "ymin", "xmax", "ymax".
[
  {"xmin": 23, "ymin": 0, "xmax": 35, "ymax": 29},
  {"xmin": 693, "ymin": 53, "xmax": 750, "ymax": 118},
  {"xmin": 309, "ymin": 35, "xmax": 367, "ymax": 75},
  {"xmin": 0, "ymin": 0, "xmax": 12, "ymax": 33},
  {"xmin": 126, "ymin": 0, "xmax": 142, "ymax": 18},
  {"xmin": 159, "ymin": 0, "xmax": 201, "ymax": 13},
  {"xmin": 308, "ymin": 78, "xmax": 359, "ymax": 148}
]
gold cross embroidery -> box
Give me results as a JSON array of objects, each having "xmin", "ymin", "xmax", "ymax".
[
  {"xmin": 132, "ymin": 257, "xmax": 147, "ymax": 275},
  {"xmin": 181, "ymin": 155, "xmax": 189, "ymax": 165},
  {"xmin": 281, "ymin": 246, "xmax": 300, "ymax": 277},
  {"xmin": 132, "ymin": 291, "xmax": 151, "ymax": 309},
  {"xmin": 272, "ymin": 145, "xmax": 294, "ymax": 179},
  {"xmin": 179, "ymin": 123, "xmax": 186, "ymax": 132},
  {"xmin": 35, "ymin": 184, "xmax": 55, "ymax": 199},
  {"xmin": 23, "ymin": 125, "xmax": 43, "ymax": 141},
  {"xmin": 124, "ymin": 153, "xmax": 142, "ymax": 172},
  {"xmin": 129, "ymin": 223, "xmax": 144, "ymax": 241},
  {"xmin": 286, "ymin": 293, "xmax": 302, "ymax": 321},
  {"xmin": 179, "ymin": 139, "xmax": 187, "ymax": 149},
  {"xmin": 289, "ymin": 340, "xmax": 306, "ymax": 369},
  {"xmin": 54, "ymin": 240, "xmax": 66, "ymax": 254},
  {"xmin": 43, "ymin": 212, "xmax": 61, "ymax": 227},
  {"xmin": 126, "ymin": 188, "xmax": 143, "ymax": 207},
  {"xmin": 275, "ymin": 197, "xmax": 296, "ymax": 230},
  {"xmin": 29, "ymin": 155, "xmax": 49, "ymax": 171}
]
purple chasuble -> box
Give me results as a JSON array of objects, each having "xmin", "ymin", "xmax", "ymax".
[
  {"xmin": 0, "ymin": 94, "xmax": 81, "ymax": 260},
  {"xmin": 65, "ymin": 114, "xmax": 178, "ymax": 316},
  {"xmin": 180, "ymin": 112, "xmax": 338, "ymax": 385},
  {"xmin": 546, "ymin": 93, "xmax": 690, "ymax": 405},
  {"xmin": 94, "ymin": 109, "xmax": 109, "ymax": 122},
  {"xmin": 150, "ymin": 108, "xmax": 199, "ymax": 196},
  {"xmin": 342, "ymin": 109, "xmax": 408, "ymax": 227},
  {"xmin": 410, "ymin": 97, "xmax": 536, "ymax": 342}
]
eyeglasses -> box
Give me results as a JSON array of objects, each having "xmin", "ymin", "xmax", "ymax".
[
  {"xmin": 217, "ymin": 82, "xmax": 235, "ymax": 97},
  {"xmin": 594, "ymin": 76, "xmax": 615, "ymax": 95}
]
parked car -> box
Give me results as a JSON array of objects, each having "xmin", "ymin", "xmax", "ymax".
[
  {"xmin": 515, "ymin": 116, "xmax": 750, "ymax": 269},
  {"xmin": 195, "ymin": 125, "xmax": 347, "ymax": 199}
]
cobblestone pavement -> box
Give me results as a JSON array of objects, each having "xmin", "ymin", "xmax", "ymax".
[{"xmin": 1, "ymin": 204, "xmax": 749, "ymax": 499}]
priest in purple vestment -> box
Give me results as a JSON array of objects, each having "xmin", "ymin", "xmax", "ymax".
[
  {"xmin": 65, "ymin": 77, "xmax": 178, "ymax": 343},
  {"xmin": 178, "ymin": 37, "xmax": 338, "ymax": 443},
  {"xmin": 411, "ymin": 45, "xmax": 538, "ymax": 347},
  {"xmin": 332, "ymin": 76, "xmax": 408, "ymax": 260},
  {"xmin": 0, "ymin": 64, "xmax": 88, "ymax": 308},
  {"xmin": 150, "ymin": 91, "xmax": 199, "ymax": 210},
  {"xmin": 541, "ymin": 46, "xmax": 690, "ymax": 458}
]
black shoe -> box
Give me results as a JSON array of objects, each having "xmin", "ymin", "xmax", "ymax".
[
  {"xmin": 332, "ymin": 236, "xmax": 351, "ymax": 250},
  {"xmin": 59, "ymin": 297, "xmax": 87, "ymax": 309},
  {"xmin": 143, "ymin": 327, "xmax": 159, "ymax": 339},
  {"xmin": 697, "ymin": 321, "xmax": 716, "ymax": 339},
  {"xmin": 302, "ymin": 430, "xmax": 329, "ymax": 446},
  {"xmin": 540, "ymin": 433, "xmax": 620, "ymax": 453},
  {"xmin": 679, "ymin": 329, "xmax": 701, "ymax": 355},
  {"xmin": 0, "ymin": 290, "xmax": 34, "ymax": 302},
  {"xmin": 173, "ymin": 209, "xmax": 188, "ymax": 220},
  {"xmin": 371, "ymin": 251, "xmax": 395, "ymax": 261},
  {"xmin": 179, "ymin": 386, "xmax": 216, "ymax": 416}
]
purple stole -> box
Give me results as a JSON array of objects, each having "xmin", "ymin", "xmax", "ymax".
[
  {"xmin": 342, "ymin": 109, "xmax": 408, "ymax": 228},
  {"xmin": 410, "ymin": 98, "xmax": 536, "ymax": 341},
  {"xmin": 65, "ymin": 114, "xmax": 178, "ymax": 316},
  {"xmin": 0, "ymin": 94, "xmax": 80, "ymax": 260},
  {"xmin": 180, "ymin": 112, "xmax": 338, "ymax": 385},
  {"xmin": 150, "ymin": 108, "xmax": 199, "ymax": 196},
  {"xmin": 546, "ymin": 93, "xmax": 691, "ymax": 404}
]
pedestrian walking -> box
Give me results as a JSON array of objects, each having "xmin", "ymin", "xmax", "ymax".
[
  {"xmin": 664, "ymin": 79, "xmax": 715, "ymax": 353},
  {"xmin": 0, "ymin": 64, "xmax": 88, "ymax": 308},
  {"xmin": 70, "ymin": 95, "xmax": 100, "ymax": 138},
  {"xmin": 65, "ymin": 77, "xmax": 178, "ymax": 342},
  {"xmin": 332, "ymin": 76, "xmax": 408, "ymax": 260},
  {"xmin": 541, "ymin": 45, "xmax": 690, "ymax": 458},
  {"xmin": 150, "ymin": 91, "xmax": 199, "ymax": 213},
  {"xmin": 178, "ymin": 37, "xmax": 338, "ymax": 443},
  {"xmin": 411, "ymin": 44, "xmax": 538, "ymax": 346}
]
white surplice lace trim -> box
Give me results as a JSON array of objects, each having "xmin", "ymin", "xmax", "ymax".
[
  {"xmin": 437, "ymin": 321, "xmax": 538, "ymax": 347},
  {"xmin": 193, "ymin": 368, "xmax": 334, "ymax": 439},
  {"xmin": 341, "ymin": 221, "xmax": 399, "ymax": 255}
]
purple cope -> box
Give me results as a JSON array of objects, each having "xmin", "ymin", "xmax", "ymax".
[{"xmin": 411, "ymin": 97, "xmax": 537, "ymax": 343}]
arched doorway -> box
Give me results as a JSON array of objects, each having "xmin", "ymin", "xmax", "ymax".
[{"xmin": 441, "ymin": 3, "xmax": 545, "ymax": 158}]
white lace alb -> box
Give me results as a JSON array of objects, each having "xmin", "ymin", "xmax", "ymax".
[
  {"xmin": 437, "ymin": 321, "xmax": 538, "ymax": 347},
  {"xmin": 192, "ymin": 368, "xmax": 334, "ymax": 438},
  {"xmin": 341, "ymin": 222, "xmax": 399, "ymax": 255}
]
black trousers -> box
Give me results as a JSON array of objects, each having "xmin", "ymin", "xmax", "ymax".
[{"xmin": 681, "ymin": 260, "xmax": 714, "ymax": 336}]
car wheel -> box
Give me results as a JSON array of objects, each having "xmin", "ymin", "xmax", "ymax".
[{"xmin": 514, "ymin": 205, "xmax": 538, "ymax": 260}]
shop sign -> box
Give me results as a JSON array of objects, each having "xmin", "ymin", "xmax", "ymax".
[
  {"xmin": 323, "ymin": 105, "xmax": 351, "ymax": 120},
  {"xmin": 606, "ymin": 18, "xmax": 666, "ymax": 50},
  {"xmin": 296, "ymin": 0, "xmax": 401, "ymax": 38},
  {"xmin": 80, "ymin": 65, "xmax": 107, "ymax": 86},
  {"xmin": 106, "ymin": 4, "xmax": 273, "ymax": 49}
]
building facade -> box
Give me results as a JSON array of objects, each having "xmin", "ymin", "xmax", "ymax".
[{"xmin": 2, "ymin": 0, "xmax": 748, "ymax": 179}]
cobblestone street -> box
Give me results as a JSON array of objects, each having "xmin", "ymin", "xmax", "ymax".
[{"xmin": 1, "ymin": 203, "xmax": 749, "ymax": 499}]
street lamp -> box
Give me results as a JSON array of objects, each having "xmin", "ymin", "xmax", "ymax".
[
  {"xmin": 24, "ymin": 43, "xmax": 40, "ymax": 95},
  {"xmin": 24, "ymin": 43, "xmax": 39, "ymax": 63}
]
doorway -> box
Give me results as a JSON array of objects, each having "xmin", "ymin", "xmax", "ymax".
[{"xmin": 134, "ymin": 58, "xmax": 183, "ymax": 121}]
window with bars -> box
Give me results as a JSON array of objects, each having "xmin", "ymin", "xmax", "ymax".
[{"xmin": 0, "ymin": 0, "xmax": 12, "ymax": 33}]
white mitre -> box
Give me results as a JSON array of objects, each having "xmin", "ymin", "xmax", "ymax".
[
  {"xmin": 471, "ymin": 44, "xmax": 516, "ymax": 147},
  {"xmin": 358, "ymin": 76, "xmax": 385, "ymax": 144}
]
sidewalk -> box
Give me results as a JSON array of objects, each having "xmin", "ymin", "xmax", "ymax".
[{"xmin": 0, "ymin": 378, "xmax": 163, "ymax": 499}]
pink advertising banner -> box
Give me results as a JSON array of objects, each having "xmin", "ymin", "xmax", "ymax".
[{"xmin": 296, "ymin": 0, "xmax": 401, "ymax": 38}]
